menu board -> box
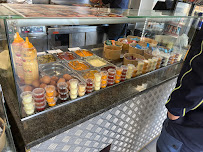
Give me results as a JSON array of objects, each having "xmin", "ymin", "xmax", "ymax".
[{"xmin": 3, "ymin": 4, "xmax": 125, "ymax": 18}]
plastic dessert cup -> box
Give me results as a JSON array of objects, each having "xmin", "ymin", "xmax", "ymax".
[
  {"xmin": 94, "ymin": 73, "xmax": 102, "ymax": 82},
  {"xmin": 78, "ymin": 91, "xmax": 86, "ymax": 97},
  {"xmin": 57, "ymin": 82, "xmax": 68, "ymax": 93},
  {"xmin": 32, "ymin": 88, "xmax": 45, "ymax": 98},
  {"xmin": 34, "ymin": 96, "xmax": 45, "ymax": 103},
  {"xmin": 116, "ymin": 67, "xmax": 122, "ymax": 75},
  {"xmin": 35, "ymin": 102, "xmax": 46, "ymax": 111},
  {"xmin": 46, "ymin": 95, "xmax": 55, "ymax": 103},
  {"xmin": 108, "ymin": 68, "xmax": 116, "ymax": 76},
  {"xmin": 45, "ymin": 85, "xmax": 55, "ymax": 97},
  {"xmin": 86, "ymin": 78, "xmax": 94, "ymax": 87},
  {"xmin": 70, "ymin": 88, "xmax": 78, "ymax": 95},
  {"xmin": 69, "ymin": 92, "xmax": 77, "ymax": 99},
  {"xmin": 47, "ymin": 97, "xmax": 57, "ymax": 106},
  {"xmin": 23, "ymin": 107, "xmax": 35, "ymax": 115},
  {"xmin": 101, "ymin": 71, "xmax": 108, "ymax": 79},
  {"xmin": 23, "ymin": 101, "xmax": 35, "ymax": 109},
  {"xmin": 78, "ymin": 82, "xmax": 86, "ymax": 92},
  {"xmin": 69, "ymin": 79, "xmax": 78, "ymax": 89},
  {"xmin": 20, "ymin": 91, "xmax": 33, "ymax": 104},
  {"xmin": 35, "ymin": 101, "xmax": 46, "ymax": 107},
  {"xmin": 121, "ymin": 65, "xmax": 128, "ymax": 73}
]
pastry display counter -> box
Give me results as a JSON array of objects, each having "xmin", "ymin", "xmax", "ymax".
[{"xmin": 0, "ymin": 4, "xmax": 200, "ymax": 152}]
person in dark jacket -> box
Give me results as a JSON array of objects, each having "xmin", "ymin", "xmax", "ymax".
[
  {"xmin": 91, "ymin": 0, "xmax": 129, "ymax": 40},
  {"xmin": 157, "ymin": 28, "xmax": 203, "ymax": 152}
]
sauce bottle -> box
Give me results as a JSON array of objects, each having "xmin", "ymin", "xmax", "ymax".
[
  {"xmin": 11, "ymin": 32, "xmax": 24, "ymax": 81},
  {"xmin": 22, "ymin": 37, "xmax": 39, "ymax": 85}
]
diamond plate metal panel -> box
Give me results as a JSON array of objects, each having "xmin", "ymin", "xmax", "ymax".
[{"xmin": 31, "ymin": 79, "xmax": 177, "ymax": 152}]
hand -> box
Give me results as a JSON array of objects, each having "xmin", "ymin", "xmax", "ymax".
[{"xmin": 168, "ymin": 111, "xmax": 180, "ymax": 120}]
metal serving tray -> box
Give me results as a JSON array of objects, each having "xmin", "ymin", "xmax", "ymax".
[
  {"xmin": 64, "ymin": 59, "xmax": 94, "ymax": 72},
  {"xmin": 85, "ymin": 55, "xmax": 117, "ymax": 70},
  {"xmin": 56, "ymin": 51, "xmax": 81, "ymax": 61},
  {"xmin": 37, "ymin": 53, "xmax": 58, "ymax": 64},
  {"xmin": 39, "ymin": 61, "xmax": 72, "ymax": 77},
  {"xmin": 73, "ymin": 49, "xmax": 94, "ymax": 58}
]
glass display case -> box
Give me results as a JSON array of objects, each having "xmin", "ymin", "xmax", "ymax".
[
  {"xmin": 0, "ymin": 85, "xmax": 16, "ymax": 152},
  {"xmin": 0, "ymin": 4, "xmax": 200, "ymax": 121}
]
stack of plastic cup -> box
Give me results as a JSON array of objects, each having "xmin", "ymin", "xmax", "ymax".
[
  {"xmin": 126, "ymin": 64, "xmax": 135, "ymax": 79},
  {"xmin": 45, "ymin": 85, "xmax": 56, "ymax": 107},
  {"xmin": 101, "ymin": 71, "xmax": 108, "ymax": 88},
  {"xmin": 156, "ymin": 56, "xmax": 162, "ymax": 69},
  {"xmin": 78, "ymin": 82, "xmax": 86, "ymax": 97},
  {"xmin": 32, "ymin": 88, "xmax": 46, "ymax": 111},
  {"xmin": 142, "ymin": 60, "xmax": 149, "ymax": 74},
  {"xmin": 94, "ymin": 73, "xmax": 102, "ymax": 90},
  {"xmin": 107, "ymin": 68, "xmax": 116, "ymax": 86},
  {"xmin": 151, "ymin": 57, "xmax": 158, "ymax": 71},
  {"xmin": 147, "ymin": 59, "xmax": 153, "ymax": 72},
  {"xmin": 168, "ymin": 53, "xmax": 175, "ymax": 65},
  {"xmin": 137, "ymin": 61, "xmax": 144, "ymax": 75},
  {"xmin": 120, "ymin": 65, "xmax": 128, "ymax": 82},
  {"xmin": 86, "ymin": 79, "xmax": 94, "ymax": 94},
  {"xmin": 57, "ymin": 82, "xmax": 69, "ymax": 102},
  {"xmin": 69, "ymin": 79, "xmax": 78, "ymax": 99},
  {"xmin": 115, "ymin": 67, "xmax": 122, "ymax": 83},
  {"xmin": 20, "ymin": 91, "xmax": 35, "ymax": 115},
  {"xmin": 132, "ymin": 68, "xmax": 138, "ymax": 78}
]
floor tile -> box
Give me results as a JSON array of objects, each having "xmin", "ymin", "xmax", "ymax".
[
  {"xmin": 145, "ymin": 137, "xmax": 158, "ymax": 152},
  {"xmin": 139, "ymin": 147, "xmax": 150, "ymax": 152}
]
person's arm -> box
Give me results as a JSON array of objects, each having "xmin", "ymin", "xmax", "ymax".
[{"xmin": 166, "ymin": 29, "xmax": 203, "ymax": 117}]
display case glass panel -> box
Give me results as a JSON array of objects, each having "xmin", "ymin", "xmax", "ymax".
[{"xmin": 1, "ymin": 4, "xmax": 200, "ymax": 120}]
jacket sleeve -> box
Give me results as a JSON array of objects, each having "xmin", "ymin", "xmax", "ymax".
[
  {"xmin": 166, "ymin": 29, "xmax": 203, "ymax": 117},
  {"xmin": 102, "ymin": 0, "xmax": 114, "ymax": 4}
]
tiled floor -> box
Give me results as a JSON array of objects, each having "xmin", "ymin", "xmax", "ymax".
[{"xmin": 139, "ymin": 137, "xmax": 159, "ymax": 152}]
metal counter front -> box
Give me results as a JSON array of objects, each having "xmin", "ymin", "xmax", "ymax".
[{"xmin": 30, "ymin": 78, "xmax": 177, "ymax": 152}]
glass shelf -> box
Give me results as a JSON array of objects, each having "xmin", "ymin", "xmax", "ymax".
[{"xmin": 0, "ymin": 85, "xmax": 16, "ymax": 152}]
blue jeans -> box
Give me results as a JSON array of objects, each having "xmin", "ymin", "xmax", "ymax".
[{"xmin": 157, "ymin": 119, "xmax": 183, "ymax": 152}]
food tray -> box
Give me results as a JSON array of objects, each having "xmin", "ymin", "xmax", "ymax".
[
  {"xmin": 37, "ymin": 53, "xmax": 57, "ymax": 64},
  {"xmin": 74, "ymin": 49, "xmax": 94, "ymax": 58},
  {"xmin": 39, "ymin": 61, "xmax": 73, "ymax": 77},
  {"xmin": 79, "ymin": 69, "xmax": 100, "ymax": 80},
  {"xmin": 56, "ymin": 51, "xmax": 80, "ymax": 61},
  {"xmin": 65, "ymin": 59, "xmax": 93, "ymax": 72},
  {"xmin": 85, "ymin": 55, "xmax": 113, "ymax": 68}
]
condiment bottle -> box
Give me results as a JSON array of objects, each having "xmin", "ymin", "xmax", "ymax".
[
  {"xmin": 69, "ymin": 79, "xmax": 78, "ymax": 99},
  {"xmin": 22, "ymin": 37, "xmax": 39, "ymax": 85},
  {"xmin": 94, "ymin": 73, "xmax": 102, "ymax": 90},
  {"xmin": 101, "ymin": 71, "xmax": 108, "ymax": 88},
  {"xmin": 126, "ymin": 64, "xmax": 135, "ymax": 79},
  {"xmin": 11, "ymin": 32, "xmax": 24, "ymax": 82}
]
